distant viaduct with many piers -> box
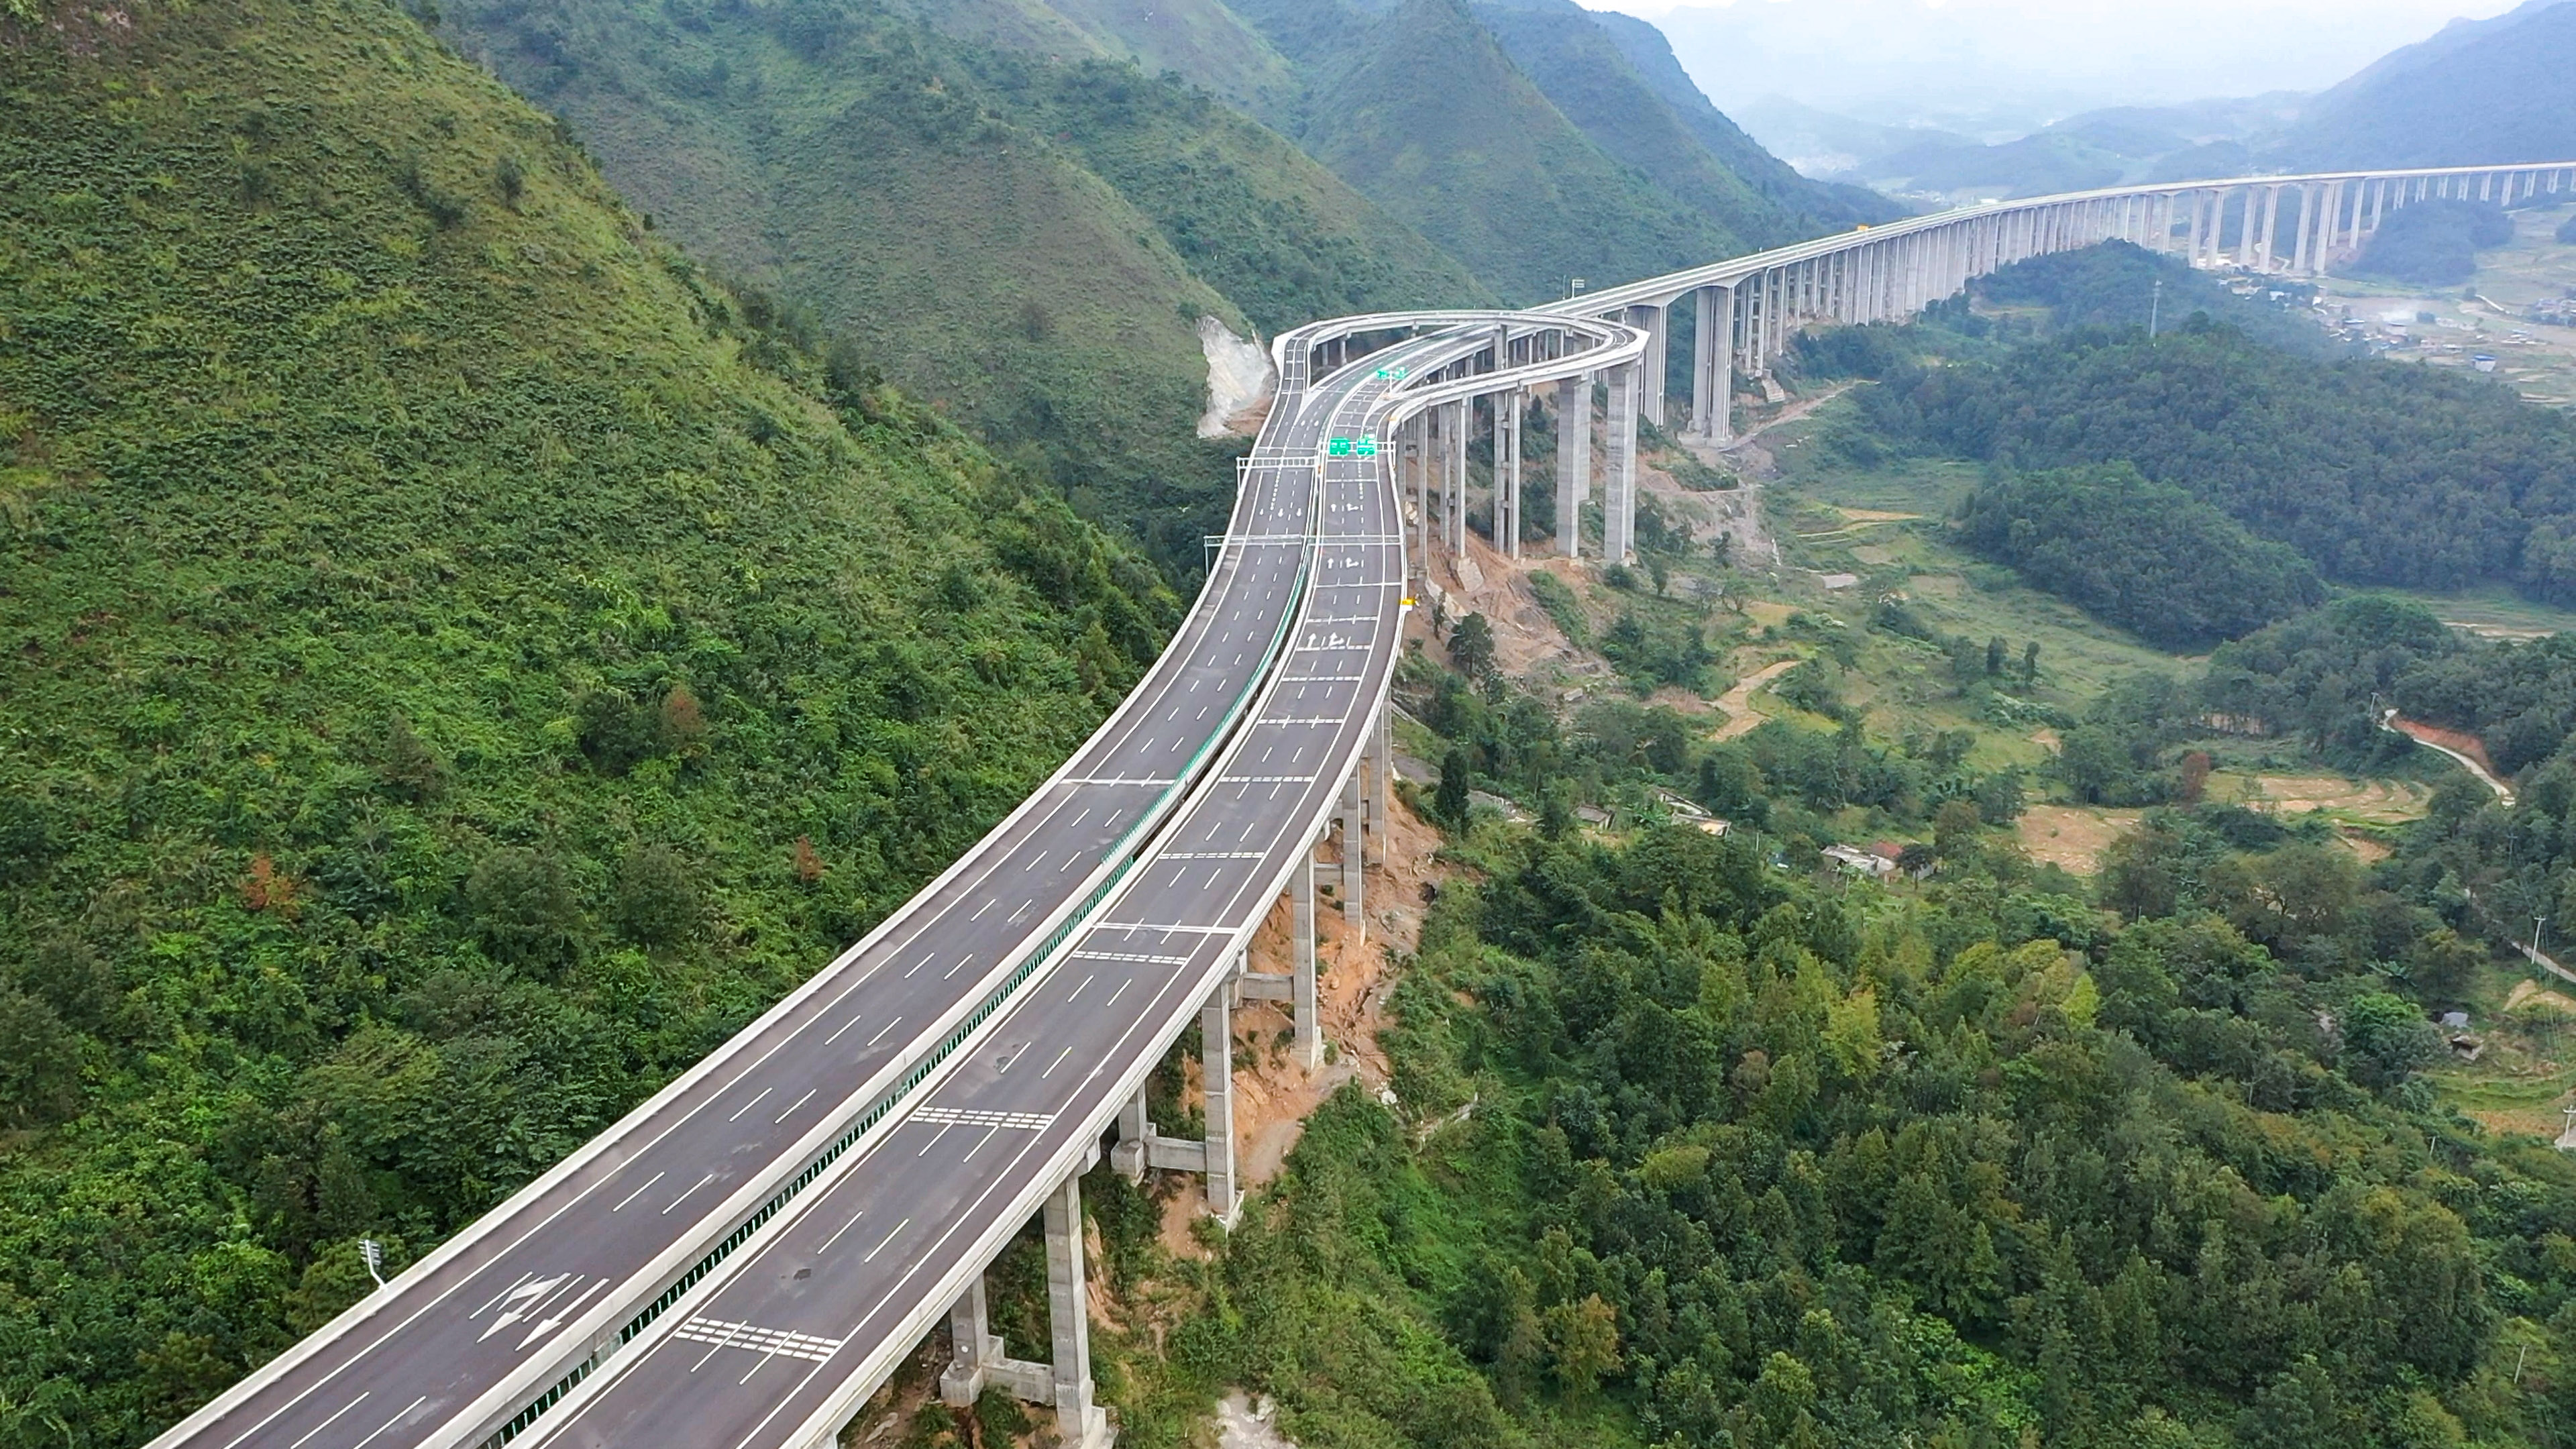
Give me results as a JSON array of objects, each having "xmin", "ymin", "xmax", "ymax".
[{"xmin": 155, "ymin": 158, "xmax": 2574, "ymax": 1449}]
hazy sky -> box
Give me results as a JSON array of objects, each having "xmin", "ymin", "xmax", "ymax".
[{"xmin": 1590, "ymin": 0, "xmax": 2536, "ymax": 129}]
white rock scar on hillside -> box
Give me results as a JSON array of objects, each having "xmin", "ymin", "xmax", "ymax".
[{"xmin": 1198, "ymin": 315, "xmax": 1275, "ymax": 438}]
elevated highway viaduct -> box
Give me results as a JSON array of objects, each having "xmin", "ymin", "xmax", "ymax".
[{"xmin": 153, "ymin": 156, "xmax": 2575, "ymax": 1449}]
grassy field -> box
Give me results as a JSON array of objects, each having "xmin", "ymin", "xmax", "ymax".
[
  {"xmin": 1747, "ymin": 407, "xmax": 2189, "ymax": 769},
  {"xmin": 2386, "ymin": 583, "xmax": 2576, "ymax": 640},
  {"xmin": 2424, "ymin": 959, "xmax": 2576, "ymax": 1142}
]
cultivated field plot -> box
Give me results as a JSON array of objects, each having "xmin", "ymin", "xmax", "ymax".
[{"xmin": 2322, "ymin": 200, "xmax": 2576, "ymax": 407}]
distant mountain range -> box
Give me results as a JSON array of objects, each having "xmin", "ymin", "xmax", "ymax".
[{"xmin": 1735, "ymin": 0, "xmax": 2576, "ymax": 203}]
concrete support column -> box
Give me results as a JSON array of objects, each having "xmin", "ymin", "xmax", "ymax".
[
  {"xmin": 1495, "ymin": 388, "xmax": 1523, "ymax": 557},
  {"xmin": 2260, "ymin": 184, "xmax": 2283, "ymax": 270},
  {"xmin": 1291, "ymin": 847, "xmax": 1314, "ymax": 1024},
  {"xmin": 1446, "ymin": 400, "xmax": 1466, "ymax": 555},
  {"xmin": 1603, "ymin": 362, "xmax": 1638, "ymax": 565},
  {"xmin": 1637, "ymin": 305, "xmax": 1668, "ymax": 428},
  {"xmin": 1692, "ymin": 284, "xmax": 1736, "ymax": 444},
  {"xmin": 1419, "ymin": 407, "xmax": 1439, "ymax": 564},
  {"xmin": 1043, "ymin": 1171, "xmax": 1114, "ymax": 1448},
  {"xmin": 1337, "ymin": 767, "xmax": 1363, "ymax": 926},
  {"xmin": 2292, "ymin": 183, "xmax": 2316, "ymax": 274},
  {"xmin": 1371, "ymin": 708, "xmax": 1391, "ymax": 871},
  {"xmin": 1110, "ymin": 1088, "xmax": 1150, "ymax": 1181},
  {"xmin": 1556, "ymin": 374, "xmax": 1590, "ymax": 557},
  {"xmin": 1199, "ymin": 986, "xmax": 1237, "ymax": 1224},
  {"xmin": 1291, "ymin": 854, "xmax": 1322, "ymax": 1067},
  {"xmin": 1405, "ymin": 415, "xmax": 1426, "ymax": 578},
  {"xmin": 939, "ymin": 1279, "xmax": 1007, "ymax": 1406}
]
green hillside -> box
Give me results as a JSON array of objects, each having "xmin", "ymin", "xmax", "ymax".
[
  {"xmin": 984, "ymin": 54, "xmax": 1493, "ymax": 333},
  {"xmin": 892, "ymin": 0, "xmax": 1301, "ymax": 118},
  {"xmin": 2283, "ymin": 0, "xmax": 2576, "ymax": 168},
  {"xmin": 1232, "ymin": 0, "xmax": 1750, "ymax": 304},
  {"xmin": 0, "ymin": 1, "xmax": 1171, "ymax": 1440},
  {"xmin": 1481, "ymin": 0, "xmax": 1900, "ymax": 241},
  {"xmin": 442, "ymin": 0, "xmax": 1481, "ymax": 569}
]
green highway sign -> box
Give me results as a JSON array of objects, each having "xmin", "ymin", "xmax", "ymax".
[
  {"xmin": 1372, "ymin": 366, "xmax": 1409, "ymax": 380},
  {"xmin": 1327, "ymin": 438, "xmax": 1353, "ymax": 456},
  {"xmin": 1356, "ymin": 435, "xmax": 1378, "ymax": 458}
]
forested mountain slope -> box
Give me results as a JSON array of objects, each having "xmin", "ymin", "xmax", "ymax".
[
  {"xmin": 1227, "ymin": 0, "xmax": 1738, "ymax": 303},
  {"xmin": 1478, "ymin": 0, "xmax": 1901, "ymax": 243},
  {"xmin": 0, "ymin": 1, "xmax": 1171, "ymax": 1440},
  {"xmin": 441, "ymin": 0, "xmax": 1485, "ymax": 570},
  {"xmin": 2282, "ymin": 0, "xmax": 2576, "ymax": 168},
  {"xmin": 886, "ymin": 0, "xmax": 1299, "ymax": 116}
]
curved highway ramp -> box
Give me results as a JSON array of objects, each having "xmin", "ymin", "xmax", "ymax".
[{"xmin": 153, "ymin": 156, "xmax": 2576, "ymax": 1449}]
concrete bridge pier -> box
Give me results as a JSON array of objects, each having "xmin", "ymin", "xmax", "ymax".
[
  {"xmin": 1689, "ymin": 282, "xmax": 1734, "ymax": 446},
  {"xmin": 1495, "ymin": 388, "xmax": 1523, "ymax": 558},
  {"xmin": 1602, "ymin": 362, "xmax": 1639, "ymax": 565},
  {"xmin": 1336, "ymin": 765, "xmax": 1364, "ymax": 928},
  {"xmin": 1106, "ymin": 961, "xmax": 1246, "ymax": 1222},
  {"xmin": 1446, "ymin": 399, "xmax": 1467, "ymax": 555},
  {"xmin": 1411, "ymin": 412, "xmax": 1432, "ymax": 580},
  {"xmin": 1629, "ymin": 305, "xmax": 1668, "ymax": 428},
  {"xmin": 1367, "ymin": 708, "xmax": 1391, "ymax": 873},
  {"xmin": 939, "ymin": 1155, "xmax": 1116, "ymax": 1448},
  {"xmin": 1556, "ymin": 373, "xmax": 1591, "ymax": 557}
]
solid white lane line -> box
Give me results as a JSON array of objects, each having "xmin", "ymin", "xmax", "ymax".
[
  {"xmin": 728, "ymin": 1087, "xmax": 773, "ymax": 1123},
  {"xmin": 663, "ymin": 1173, "xmax": 716, "ymax": 1215},
  {"xmin": 866, "ymin": 1017, "xmax": 904, "ymax": 1047},
  {"xmin": 609, "ymin": 1173, "xmax": 665, "ymax": 1214},
  {"xmin": 863, "ymin": 1219, "xmax": 911, "ymax": 1263},
  {"xmin": 287, "ymin": 1393, "xmax": 366, "ymax": 1449},
  {"xmin": 774, "ymin": 1089, "xmax": 818, "ymax": 1124},
  {"xmin": 345, "ymin": 1396, "xmax": 426, "ymax": 1449}
]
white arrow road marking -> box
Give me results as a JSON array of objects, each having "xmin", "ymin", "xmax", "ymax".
[
  {"xmin": 515, "ymin": 1277, "xmax": 610, "ymax": 1350},
  {"xmin": 478, "ymin": 1275, "xmax": 569, "ymax": 1342}
]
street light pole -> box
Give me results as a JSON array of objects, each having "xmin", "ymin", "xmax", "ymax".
[
  {"xmin": 2149, "ymin": 278, "xmax": 2162, "ymax": 338},
  {"xmin": 2536, "ymin": 914, "xmax": 2549, "ymax": 964}
]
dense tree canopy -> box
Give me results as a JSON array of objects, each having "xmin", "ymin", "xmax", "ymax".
[
  {"xmin": 2351, "ymin": 199, "xmax": 2515, "ymax": 284},
  {"xmin": 1957, "ymin": 465, "xmax": 2326, "ymax": 647},
  {"xmin": 1856, "ymin": 319, "xmax": 2576, "ymax": 602}
]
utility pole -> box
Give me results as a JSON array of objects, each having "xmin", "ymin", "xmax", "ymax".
[{"xmin": 2149, "ymin": 278, "xmax": 2162, "ymax": 338}]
